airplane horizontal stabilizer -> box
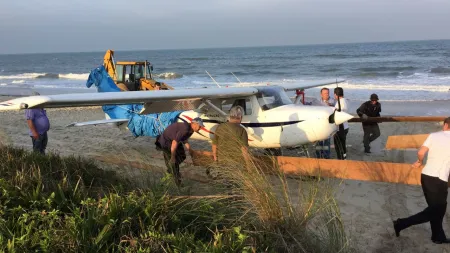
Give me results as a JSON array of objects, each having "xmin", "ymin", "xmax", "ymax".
[{"xmin": 66, "ymin": 119, "xmax": 129, "ymax": 127}]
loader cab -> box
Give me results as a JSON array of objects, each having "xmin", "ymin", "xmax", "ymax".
[{"xmin": 115, "ymin": 61, "xmax": 153, "ymax": 91}]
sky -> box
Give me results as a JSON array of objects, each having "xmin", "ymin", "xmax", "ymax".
[{"xmin": 0, "ymin": 0, "xmax": 449, "ymax": 54}]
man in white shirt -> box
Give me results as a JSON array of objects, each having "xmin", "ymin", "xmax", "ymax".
[
  {"xmin": 393, "ymin": 117, "xmax": 450, "ymax": 244},
  {"xmin": 333, "ymin": 87, "xmax": 349, "ymax": 160}
]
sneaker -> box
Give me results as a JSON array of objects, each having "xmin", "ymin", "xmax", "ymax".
[{"xmin": 432, "ymin": 238, "xmax": 450, "ymax": 244}]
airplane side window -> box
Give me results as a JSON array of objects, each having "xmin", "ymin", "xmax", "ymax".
[
  {"xmin": 245, "ymin": 99, "xmax": 252, "ymax": 115},
  {"xmin": 222, "ymin": 99, "xmax": 252, "ymax": 115},
  {"xmin": 257, "ymin": 87, "xmax": 292, "ymax": 111}
]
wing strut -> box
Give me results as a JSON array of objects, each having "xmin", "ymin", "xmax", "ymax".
[{"xmin": 204, "ymin": 99, "xmax": 228, "ymax": 117}]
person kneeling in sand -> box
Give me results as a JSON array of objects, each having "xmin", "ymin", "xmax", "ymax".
[
  {"xmin": 25, "ymin": 91, "xmax": 50, "ymax": 154},
  {"xmin": 155, "ymin": 118, "xmax": 204, "ymax": 185},
  {"xmin": 393, "ymin": 117, "xmax": 450, "ymax": 244}
]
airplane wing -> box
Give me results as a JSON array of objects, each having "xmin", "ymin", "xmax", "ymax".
[
  {"xmin": 0, "ymin": 87, "xmax": 258, "ymax": 111},
  {"xmin": 278, "ymin": 79, "xmax": 346, "ymax": 91}
]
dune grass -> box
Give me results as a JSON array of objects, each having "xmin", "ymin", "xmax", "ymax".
[{"xmin": 0, "ymin": 145, "xmax": 355, "ymax": 252}]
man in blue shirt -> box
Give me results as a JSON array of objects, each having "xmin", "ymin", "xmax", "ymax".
[
  {"xmin": 25, "ymin": 92, "xmax": 50, "ymax": 154},
  {"xmin": 155, "ymin": 117, "xmax": 204, "ymax": 185}
]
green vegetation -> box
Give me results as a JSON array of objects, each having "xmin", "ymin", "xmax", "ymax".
[{"xmin": 0, "ymin": 146, "xmax": 354, "ymax": 252}]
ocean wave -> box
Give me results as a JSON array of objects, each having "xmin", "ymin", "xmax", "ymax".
[
  {"xmin": 356, "ymin": 72, "xmax": 400, "ymax": 78},
  {"xmin": 153, "ymin": 72, "xmax": 183, "ymax": 79},
  {"xmin": 319, "ymin": 68, "xmax": 340, "ymax": 73},
  {"xmin": 315, "ymin": 53, "xmax": 379, "ymax": 59},
  {"xmin": 429, "ymin": 67, "xmax": 450, "ymax": 74},
  {"xmin": 11, "ymin": 80, "xmax": 25, "ymax": 84},
  {"xmin": 0, "ymin": 83, "xmax": 7, "ymax": 86},
  {"xmin": 180, "ymin": 57, "xmax": 209, "ymax": 61},
  {"xmin": 0, "ymin": 73, "xmax": 89, "ymax": 80},
  {"xmin": 358, "ymin": 66, "xmax": 416, "ymax": 72},
  {"xmin": 339, "ymin": 83, "xmax": 450, "ymax": 92}
]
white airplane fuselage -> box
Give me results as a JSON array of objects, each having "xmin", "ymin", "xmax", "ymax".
[{"xmin": 175, "ymin": 95, "xmax": 350, "ymax": 148}]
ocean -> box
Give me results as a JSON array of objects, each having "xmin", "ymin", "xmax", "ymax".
[{"xmin": 1, "ymin": 40, "xmax": 450, "ymax": 101}]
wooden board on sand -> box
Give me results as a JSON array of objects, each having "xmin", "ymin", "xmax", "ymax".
[
  {"xmin": 385, "ymin": 134, "xmax": 429, "ymax": 150},
  {"xmin": 191, "ymin": 150, "xmax": 449, "ymax": 187}
]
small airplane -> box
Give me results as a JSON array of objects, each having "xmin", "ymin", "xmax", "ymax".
[{"xmin": 0, "ymin": 73, "xmax": 353, "ymax": 155}]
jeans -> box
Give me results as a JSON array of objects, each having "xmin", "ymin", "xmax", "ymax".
[
  {"xmin": 396, "ymin": 174, "xmax": 448, "ymax": 241},
  {"xmin": 363, "ymin": 124, "xmax": 380, "ymax": 152},
  {"xmin": 315, "ymin": 138, "xmax": 331, "ymax": 159},
  {"xmin": 31, "ymin": 132, "xmax": 48, "ymax": 154}
]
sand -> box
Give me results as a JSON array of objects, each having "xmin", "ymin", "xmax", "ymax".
[{"xmin": 0, "ymin": 95, "xmax": 449, "ymax": 252}]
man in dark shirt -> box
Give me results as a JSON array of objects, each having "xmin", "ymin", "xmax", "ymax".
[
  {"xmin": 25, "ymin": 92, "xmax": 50, "ymax": 154},
  {"xmin": 356, "ymin": 93, "xmax": 381, "ymax": 153},
  {"xmin": 212, "ymin": 106, "xmax": 250, "ymax": 167},
  {"xmin": 155, "ymin": 117, "xmax": 204, "ymax": 185}
]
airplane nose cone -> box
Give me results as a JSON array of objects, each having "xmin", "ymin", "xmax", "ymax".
[{"xmin": 333, "ymin": 111, "xmax": 353, "ymax": 125}]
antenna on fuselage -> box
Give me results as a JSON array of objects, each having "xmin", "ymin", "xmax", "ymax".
[
  {"xmin": 231, "ymin": 72, "xmax": 242, "ymax": 86},
  {"xmin": 205, "ymin": 71, "xmax": 221, "ymax": 88}
]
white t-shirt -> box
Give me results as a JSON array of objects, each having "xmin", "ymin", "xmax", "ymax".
[
  {"xmin": 334, "ymin": 97, "xmax": 349, "ymax": 130},
  {"xmin": 421, "ymin": 131, "xmax": 450, "ymax": 182}
]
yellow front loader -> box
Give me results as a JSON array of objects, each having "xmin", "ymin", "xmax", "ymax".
[{"xmin": 103, "ymin": 50, "xmax": 174, "ymax": 91}]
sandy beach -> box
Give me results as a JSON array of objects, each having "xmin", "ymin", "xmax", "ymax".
[{"xmin": 0, "ymin": 95, "xmax": 449, "ymax": 252}]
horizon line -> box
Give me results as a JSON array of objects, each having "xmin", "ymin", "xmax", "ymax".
[{"xmin": 1, "ymin": 38, "xmax": 450, "ymax": 56}]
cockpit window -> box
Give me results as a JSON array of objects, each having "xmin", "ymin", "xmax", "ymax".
[{"xmin": 256, "ymin": 86, "xmax": 293, "ymax": 111}]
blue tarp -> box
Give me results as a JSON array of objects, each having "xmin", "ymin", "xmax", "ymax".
[{"xmin": 86, "ymin": 66, "xmax": 183, "ymax": 138}]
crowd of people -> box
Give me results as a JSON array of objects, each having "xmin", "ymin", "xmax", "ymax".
[{"xmin": 313, "ymin": 87, "xmax": 382, "ymax": 159}]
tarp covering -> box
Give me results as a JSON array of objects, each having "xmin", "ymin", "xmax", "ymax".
[
  {"xmin": 86, "ymin": 66, "xmax": 183, "ymax": 137},
  {"xmin": 86, "ymin": 66, "xmax": 121, "ymax": 93}
]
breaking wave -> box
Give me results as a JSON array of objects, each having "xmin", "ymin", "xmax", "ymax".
[
  {"xmin": 0, "ymin": 73, "xmax": 89, "ymax": 80},
  {"xmin": 153, "ymin": 72, "xmax": 183, "ymax": 79}
]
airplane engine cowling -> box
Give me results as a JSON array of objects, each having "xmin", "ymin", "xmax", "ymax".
[{"xmin": 280, "ymin": 117, "xmax": 335, "ymax": 147}]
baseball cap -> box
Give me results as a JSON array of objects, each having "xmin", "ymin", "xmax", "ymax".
[
  {"xmin": 191, "ymin": 117, "xmax": 205, "ymax": 127},
  {"xmin": 370, "ymin": 93, "xmax": 379, "ymax": 101}
]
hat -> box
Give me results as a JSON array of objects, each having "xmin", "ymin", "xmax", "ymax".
[
  {"xmin": 191, "ymin": 117, "xmax": 205, "ymax": 127},
  {"xmin": 32, "ymin": 91, "xmax": 40, "ymax": 96},
  {"xmin": 370, "ymin": 93, "xmax": 379, "ymax": 101}
]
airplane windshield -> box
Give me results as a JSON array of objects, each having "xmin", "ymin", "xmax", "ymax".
[{"xmin": 256, "ymin": 86, "xmax": 293, "ymax": 111}]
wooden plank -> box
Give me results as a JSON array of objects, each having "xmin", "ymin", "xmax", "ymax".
[
  {"xmin": 349, "ymin": 116, "xmax": 446, "ymax": 123},
  {"xmin": 191, "ymin": 150, "xmax": 426, "ymax": 186},
  {"xmin": 385, "ymin": 134, "xmax": 429, "ymax": 150}
]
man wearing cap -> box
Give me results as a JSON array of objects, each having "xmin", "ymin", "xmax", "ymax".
[
  {"xmin": 356, "ymin": 94, "xmax": 381, "ymax": 153},
  {"xmin": 212, "ymin": 105, "xmax": 250, "ymax": 166},
  {"xmin": 25, "ymin": 91, "xmax": 50, "ymax": 154},
  {"xmin": 155, "ymin": 117, "xmax": 203, "ymax": 185}
]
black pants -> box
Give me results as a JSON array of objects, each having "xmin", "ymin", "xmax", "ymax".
[
  {"xmin": 31, "ymin": 132, "xmax": 48, "ymax": 154},
  {"xmin": 333, "ymin": 126, "xmax": 348, "ymax": 160},
  {"xmin": 363, "ymin": 124, "xmax": 380, "ymax": 151},
  {"xmin": 396, "ymin": 174, "xmax": 448, "ymax": 241}
]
